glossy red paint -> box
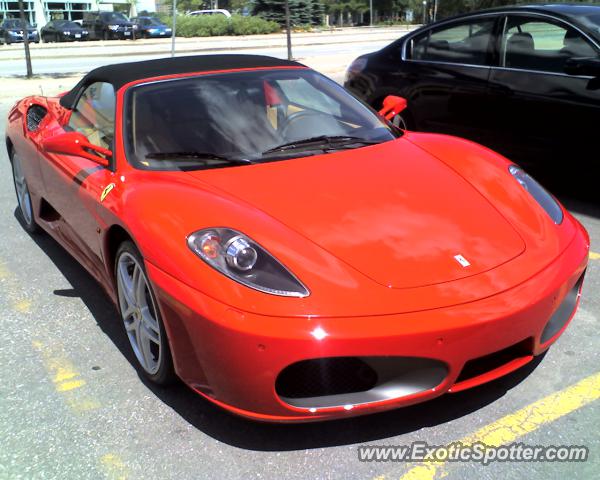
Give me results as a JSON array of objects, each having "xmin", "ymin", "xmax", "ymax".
[
  {"xmin": 378, "ymin": 94, "xmax": 407, "ymax": 120},
  {"xmin": 5, "ymin": 63, "xmax": 589, "ymax": 422}
]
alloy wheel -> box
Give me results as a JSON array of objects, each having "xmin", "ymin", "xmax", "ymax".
[
  {"xmin": 116, "ymin": 252, "xmax": 162, "ymax": 375},
  {"xmin": 12, "ymin": 153, "xmax": 33, "ymax": 225}
]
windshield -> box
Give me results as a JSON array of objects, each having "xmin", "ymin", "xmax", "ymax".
[
  {"xmin": 101, "ymin": 12, "xmax": 129, "ymax": 23},
  {"xmin": 5, "ymin": 19, "xmax": 32, "ymax": 28},
  {"xmin": 147, "ymin": 18, "xmax": 164, "ymax": 26},
  {"xmin": 125, "ymin": 69, "xmax": 399, "ymax": 171}
]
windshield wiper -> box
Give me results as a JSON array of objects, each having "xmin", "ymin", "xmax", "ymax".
[
  {"xmin": 262, "ymin": 136, "xmax": 381, "ymax": 155},
  {"xmin": 145, "ymin": 151, "xmax": 253, "ymax": 165}
]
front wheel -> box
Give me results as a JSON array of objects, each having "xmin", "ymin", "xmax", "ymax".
[
  {"xmin": 115, "ymin": 241, "xmax": 175, "ymax": 385},
  {"xmin": 11, "ymin": 152, "xmax": 38, "ymax": 233}
]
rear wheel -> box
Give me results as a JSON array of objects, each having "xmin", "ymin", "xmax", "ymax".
[
  {"xmin": 115, "ymin": 241, "xmax": 175, "ymax": 385},
  {"xmin": 11, "ymin": 152, "xmax": 38, "ymax": 233}
]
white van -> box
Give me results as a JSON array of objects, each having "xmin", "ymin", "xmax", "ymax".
[{"xmin": 187, "ymin": 9, "xmax": 232, "ymax": 18}]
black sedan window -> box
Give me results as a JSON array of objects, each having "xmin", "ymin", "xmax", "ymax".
[
  {"xmin": 502, "ymin": 17, "xmax": 597, "ymax": 73},
  {"xmin": 410, "ymin": 19, "xmax": 496, "ymax": 66}
]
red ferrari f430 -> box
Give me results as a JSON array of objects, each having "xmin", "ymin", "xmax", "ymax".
[{"xmin": 5, "ymin": 55, "xmax": 589, "ymax": 422}]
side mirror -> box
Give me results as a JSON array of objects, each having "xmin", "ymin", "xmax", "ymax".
[
  {"xmin": 42, "ymin": 131, "xmax": 112, "ymax": 166},
  {"xmin": 379, "ymin": 95, "xmax": 408, "ymax": 121},
  {"xmin": 564, "ymin": 56, "xmax": 600, "ymax": 77}
]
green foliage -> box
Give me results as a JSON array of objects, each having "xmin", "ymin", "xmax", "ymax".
[
  {"xmin": 230, "ymin": 15, "xmax": 281, "ymax": 34},
  {"xmin": 165, "ymin": 14, "xmax": 280, "ymax": 37},
  {"xmin": 252, "ymin": 0, "xmax": 326, "ymax": 26}
]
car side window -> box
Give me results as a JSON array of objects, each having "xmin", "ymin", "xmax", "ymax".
[
  {"xmin": 409, "ymin": 18, "xmax": 496, "ymax": 66},
  {"xmin": 501, "ymin": 16, "xmax": 597, "ymax": 73},
  {"xmin": 67, "ymin": 82, "xmax": 115, "ymax": 150}
]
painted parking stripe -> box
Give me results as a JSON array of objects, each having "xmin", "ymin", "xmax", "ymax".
[
  {"xmin": 396, "ymin": 371, "xmax": 600, "ymax": 480},
  {"xmin": 589, "ymin": 252, "xmax": 600, "ymax": 260},
  {"xmin": 32, "ymin": 340, "xmax": 101, "ymax": 413},
  {"xmin": 100, "ymin": 453, "xmax": 129, "ymax": 480}
]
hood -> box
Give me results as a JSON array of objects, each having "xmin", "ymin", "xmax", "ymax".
[{"xmin": 187, "ymin": 139, "xmax": 526, "ymax": 289}]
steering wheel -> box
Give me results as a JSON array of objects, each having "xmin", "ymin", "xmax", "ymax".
[{"xmin": 280, "ymin": 110, "xmax": 333, "ymax": 137}]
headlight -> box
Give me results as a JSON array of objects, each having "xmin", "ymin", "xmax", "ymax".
[
  {"xmin": 82, "ymin": 30, "xmax": 88, "ymax": 34},
  {"xmin": 345, "ymin": 57, "xmax": 368, "ymax": 83},
  {"xmin": 187, "ymin": 228, "xmax": 309, "ymax": 297},
  {"xmin": 108, "ymin": 24, "xmax": 120, "ymax": 31},
  {"xmin": 9, "ymin": 30, "xmax": 19, "ymax": 36},
  {"xmin": 148, "ymin": 28, "xmax": 158, "ymax": 33},
  {"xmin": 509, "ymin": 165, "xmax": 563, "ymax": 224}
]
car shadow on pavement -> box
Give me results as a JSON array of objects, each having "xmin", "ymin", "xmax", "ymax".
[{"xmin": 17, "ymin": 208, "xmax": 547, "ymax": 452}]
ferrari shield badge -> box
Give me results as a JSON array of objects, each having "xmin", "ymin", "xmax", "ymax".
[{"xmin": 454, "ymin": 254, "xmax": 471, "ymax": 268}]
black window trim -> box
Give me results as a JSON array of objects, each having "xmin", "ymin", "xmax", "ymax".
[
  {"xmin": 402, "ymin": 13, "xmax": 503, "ymax": 68},
  {"xmin": 67, "ymin": 80, "xmax": 117, "ymax": 172},
  {"xmin": 494, "ymin": 12, "xmax": 600, "ymax": 78},
  {"xmin": 401, "ymin": 10, "xmax": 600, "ymax": 74}
]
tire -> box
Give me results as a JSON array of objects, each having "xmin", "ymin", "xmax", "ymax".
[
  {"xmin": 5, "ymin": 36, "xmax": 11, "ymax": 45},
  {"xmin": 103, "ymin": 30, "xmax": 109, "ymax": 41},
  {"xmin": 10, "ymin": 151, "xmax": 39, "ymax": 234},
  {"xmin": 54, "ymin": 33, "xmax": 60, "ymax": 43},
  {"xmin": 115, "ymin": 241, "xmax": 175, "ymax": 385}
]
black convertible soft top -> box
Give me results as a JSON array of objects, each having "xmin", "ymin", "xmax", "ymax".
[{"xmin": 59, "ymin": 54, "xmax": 304, "ymax": 109}]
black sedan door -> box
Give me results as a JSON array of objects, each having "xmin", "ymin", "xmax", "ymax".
[
  {"xmin": 486, "ymin": 13, "xmax": 600, "ymax": 175},
  {"xmin": 397, "ymin": 15, "xmax": 501, "ymax": 144}
]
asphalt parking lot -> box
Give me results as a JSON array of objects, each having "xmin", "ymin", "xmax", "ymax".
[{"xmin": 0, "ymin": 82, "xmax": 599, "ymax": 479}]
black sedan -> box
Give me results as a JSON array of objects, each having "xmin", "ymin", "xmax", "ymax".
[
  {"xmin": 345, "ymin": 4, "xmax": 600, "ymax": 186},
  {"xmin": 40, "ymin": 20, "xmax": 89, "ymax": 42},
  {"xmin": 0, "ymin": 18, "xmax": 39, "ymax": 44},
  {"xmin": 131, "ymin": 16, "xmax": 172, "ymax": 38}
]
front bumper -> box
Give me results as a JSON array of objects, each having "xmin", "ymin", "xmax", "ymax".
[
  {"xmin": 7, "ymin": 32, "xmax": 38, "ymax": 42},
  {"xmin": 147, "ymin": 226, "xmax": 588, "ymax": 422},
  {"xmin": 109, "ymin": 28, "xmax": 134, "ymax": 39},
  {"xmin": 61, "ymin": 32, "xmax": 89, "ymax": 41},
  {"xmin": 145, "ymin": 29, "xmax": 172, "ymax": 37}
]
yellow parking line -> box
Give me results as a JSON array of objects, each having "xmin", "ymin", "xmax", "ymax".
[
  {"xmin": 398, "ymin": 371, "xmax": 600, "ymax": 480},
  {"xmin": 589, "ymin": 251, "xmax": 600, "ymax": 260},
  {"xmin": 13, "ymin": 299, "xmax": 32, "ymax": 313},
  {"xmin": 32, "ymin": 341, "xmax": 101, "ymax": 412},
  {"xmin": 100, "ymin": 453, "xmax": 129, "ymax": 480},
  {"xmin": 0, "ymin": 262, "xmax": 9, "ymax": 279}
]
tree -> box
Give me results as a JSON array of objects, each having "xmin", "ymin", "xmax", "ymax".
[{"xmin": 253, "ymin": 0, "xmax": 325, "ymax": 26}]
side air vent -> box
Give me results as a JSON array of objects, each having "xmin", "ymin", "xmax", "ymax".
[{"xmin": 26, "ymin": 105, "xmax": 48, "ymax": 132}]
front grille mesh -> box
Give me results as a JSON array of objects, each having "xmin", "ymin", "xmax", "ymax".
[
  {"xmin": 275, "ymin": 357, "xmax": 378, "ymax": 399},
  {"xmin": 26, "ymin": 105, "xmax": 47, "ymax": 132}
]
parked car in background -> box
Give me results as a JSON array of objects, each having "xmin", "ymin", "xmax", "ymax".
[
  {"xmin": 0, "ymin": 18, "xmax": 39, "ymax": 44},
  {"xmin": 82, "ymin": 11, "xmax": 135, "ymax": 40},
  {"xmin": 345, "ymin": 4, "xmax": 600, "ymax": 188},
  {"xmin": 187, "ymin": 9, "xmax": 232, "ymax": 18},
  {"xmin": 131, "ymin": 16, "xmax": 172, "ymax": 38},
  {"xmin": 40, "ymin": 20, "xmax": 89, "ymax": 42}
]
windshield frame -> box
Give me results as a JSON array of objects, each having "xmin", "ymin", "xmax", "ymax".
[{"xmin": 122, "ymin": 68, "xmax": 402, "ymax": 172}]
